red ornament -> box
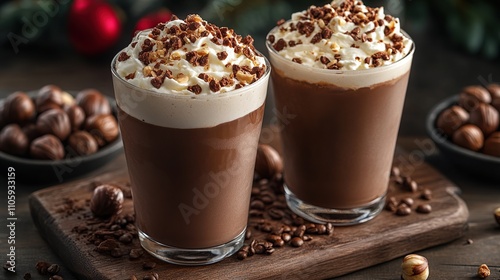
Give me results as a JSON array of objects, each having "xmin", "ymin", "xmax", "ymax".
[
  {"xmin": 68, "ymin": 0, "xmax": 121, "ymax": 55},
  {"xmin": 133, "ymin": 10, "xmax": 173, "ymax": 34}
]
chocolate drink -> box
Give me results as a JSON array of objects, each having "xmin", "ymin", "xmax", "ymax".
[
  {"xmin": 272, "ymin": 70, "xmax": 410, "ymax": 209},
  {"xmin": 118, "ymin": 105, "xmax": 264, "ymax": 248}
]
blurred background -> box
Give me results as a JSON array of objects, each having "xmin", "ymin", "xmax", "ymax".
[{"xmin": 0, "ymin": 0, "xmax": 499, "ymax": 136}]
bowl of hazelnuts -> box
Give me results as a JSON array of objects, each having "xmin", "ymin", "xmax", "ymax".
[
  {"xmin": 426, "ymin": 83, "xmax": 500, "ymax": 181},
  {"xmin": 0, "ymin": 85, "xmax": 123, "ymax": 183}
]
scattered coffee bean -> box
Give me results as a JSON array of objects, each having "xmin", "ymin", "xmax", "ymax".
[
  {"xmin": 250, "ymin": 199, "xmax": 265, "ymax": 210},
  {"xmin": 396, "ymin": 204, "xmax": 411, "ymax": 216},
  {"xmin": 47, "ymin": 263, "xmax": 60, "ymax": 275},
  {"xmin": 293, "ymin": 225, "xmax": 306, "ymax": 238},
  {"xmin": 466, "ymin": 239, "xmax": 474, "ymax": 245},
  {"xmin": 416, "ymin": 204, "xmax": 432, "ymax": 214},
  {"xmin": 23, "ymin": 272, "xmax": 32, "ymax": 280},
  {"xmin": 390, "ymin": 166, "xmax": 400, "ymax": 177},
  {"xmin": 494, "ymin": 207, "xmax": 500, "ymax": 225},
  {"xmin": 420, "ymin": 189, "xmax": 432, "ymax": 200},
  {"xmin": 143, "ymin": 273, "xmax": 159, "ymax": 280},
  {"xmin": 49, "ymin": 275, "xmax": 64, "ymax": 280},
  {"xmin": 281, "ymin": 232, "xmax": 292, "ymax": 242},
  {"xmin": 302, "ymin": 235, "xmax": 313, "ymax": 241},
  {"xmin": 36, "ymin": 261, "xmax": 51, "ymax": 275},
  {"xmin": 129, "ymin": 248, "xmax": 144, "ymax": 260},
  {"xmin": 268, "ymin": 207, "xmax": 285, "ymax": 220},
  {"xmin": 237, "ymin": 250, "xmax": 248, "ymax": 260},
  {"xmin": 400, "ymin": 197, "xmax": 414, "ymax": 207},
  {"xmin": 403, "ymin": 177, "xmax": 418, "ymax": 192},
  {"xmin": 119, "ymin": 233, "xmax": 134, "ymax": 244},
  {"xmin": 130, "ymin": 275, "xmax": 138, "ymax": 280},
  {"xmin": 245, "ymin": 229, "xmax": 252, "ymax": 240},
  {"xmin": 142, "ymin": 261, "xmax": 157, "ymax": 270},
  {"xmin": 291, "ymin": 237, "xmax": 304, "ymax": 247},
  {"xmin": 265, "ymin": 248, "xmax": 275, "ymax": 255}
]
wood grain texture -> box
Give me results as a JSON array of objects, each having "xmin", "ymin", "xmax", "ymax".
[{"xmin": 29, "ymin": 148, "xmax": 469, "ymax": 280}]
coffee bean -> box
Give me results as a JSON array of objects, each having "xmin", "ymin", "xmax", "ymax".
[
  {"xmin": 47, "ymin": 264, "xmax": 60, "ymax": 275},
  {"xmin": 268, "ymin": 235, "xmax": 285, "ymax": 247},
  {"xmin": 250, "ymin": 199, "xmax": 265, "ymax": 210},
  {"xmin": 130, "ymin": 275, "xmax": 138, "ymax": 280},
  {"xmin": 416, "ymin": 204, "xmax": 432, "ymax": 214},
  {"xmin": 291, "ymin": 237, "xmax": 304, "ymax": 247},
  {"xmin": 129, "ymin": 248, "xmax": 144, "ymax": 260},
  {"xmin": 49, "ymin": 276, "xmax": 64, "ymax": 280},
  {"xmin": 237, "ymin": 250, "xmax": 248, "ymax": 260},
  {"xmin": 302, "ymin": 235, "xmax": 313, "ymax": 241},
  {"xmin": 281, "ymin": 225, "xmax": 292, "ymax": 233},
  {"xmin": 143, "ymin": 274, "xmax": 158, "ymax": 280},
  {"xmin": 385, "ymin": 199, "xmax": 398, "ymax": 212},
  {"xmin": 400, "ymin": 197, "xmax": 414, "ymax": 207},
  {"xmin": 326, "ymin": 223, "xmax": 334, "ymax": 235},
  {"xmin": 142, "ymin": 261, "xmax": 156, "ymax": 270},
  {"xmin": 281, "ymin": 233, "xmax": 292, "ymax": 242},
  {"xmin": 23, "ymin": 272, "xmax": 32, "ymax": 280},
  {"xmin": 403, "ymin": 177, "xmax": 418, "ymax": 192},
  {"xmin": 292, "ymin": 217, "xmax": 305, "ymax": 226},
  {"xmin": 305, "ymin": 223, "xmax": 319, "ymax": 234},
  {"xmin": 249, "ymin": 209, "xmax": 264, "ymax": 217},
  {"xmin": 251, "ymin": 187, "xmax": 260, "ymax": 196},
  {"xmin": 265, "ymin": 248, "xmax": 275, "ymax": 254},
  {"xmin": 110, "ymin": 224, "xmax": 121, "ymax": 231},
  {"xmin": 35, "ymin": 261, "xmax": 51, "ymax": 275},
  {"xmin": 293, "ymin": 225, "xmax": 306, "ymax": 237},
  {"xmin": 390, "ymin": 166, "xmax": 400, "ymax": 177},
  {"xmin": 268, "ymin": 208, "xmax": 285, "ymax": 220},
  {"xmin": 396, "ymin": 204, "xmax": 411, "ymax": 216},
  {"xmin": 253, "ymin": 244, "xmax": 266, "ymax": 254},
  {"xmin": 119, "ymin": 233, "xmax": 133, "ymax": 244},
  {"xmin": 245, "ymin": 229, "xmax": 252, "ymax": 240},
  {"xmin": 420, "ymin": 189, "xmax": 432, "ymax": 200},
  {"xmin": 260, "ymin": 223, "xmax": 273, "ymax": 232},
  {"xmin": 111, "ymin": 248, "xmax": 127, "ymax": 258}
]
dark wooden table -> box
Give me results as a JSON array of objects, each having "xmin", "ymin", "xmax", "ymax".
[{"xmin": 1, "ymin": 16, "xmax": 500, "ymax": 279}]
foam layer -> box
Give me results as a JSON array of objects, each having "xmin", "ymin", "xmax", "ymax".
[
  {"xmin": 112, "ymin": 58, "xmax": 270, "ymax": 129},
  {"xmin": 267, "ymin": 0, "xmax": 413, "ymax": 71}
]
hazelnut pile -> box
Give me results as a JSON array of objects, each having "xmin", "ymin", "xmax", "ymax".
[
  {"xmin": 436, "ymin": 83, "xmax": 500, "ymax": 157},
  {"xmin": 0, "ymin": 85, "xmax": 119, "ymax": 160}
]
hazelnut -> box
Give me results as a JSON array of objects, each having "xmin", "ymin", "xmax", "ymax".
[
  {"xmin": 401, "ymin": 254, "xmax": 429, "ymax": 280},
  {"xmin": 36, "ymin": 109, "xmax": 71, "ymax": 141},
  {"xmin": 494, "ymin": 207, "xmax": 500, "ymax": 226},
  {"xmin": 477, "ymin": 264, "xmax": 490, "ymax": 279},
  {"xmin": 65, "ymin": 104, "xmax": 86, "ymax": 132},
  {"xmin": 491, "ymin": 98, "xmax": 500, "ymax": 114},
  {"xmin": 0, "ymin": 124, "xmax": 29, "ymax": 156},
  {"xmin": 469, "ymin": 103, "xmax": 499, "ymax": 136},
  {"xmin": 85, "ymin": 114, "xmax": 119, "ymax": 146},
  {"xmin": 30, "ymin": 134, "xmax": 64, "ymax": 160},
  {"xmin": 36, "ymin": 85, "xmax": 64, "ymax": 113},
  {"xmin": 452, "ymin": 124, "xmax": 484, "ymax": 151},
  {"xmin": 458, "ymin": 85, "xmax": 491, "ymax": 112},
  {"xmin": 61, "ymin": 91, "xmax": 76, "ymax": 107},
  {"xmin": 68, "ymin": 131, "xmax": 98, "ymax": 156},
  {"xmin": 2, "ymin": 91, "xmax": 36, "ymax": 124},
  {"xmin": 22, "ymin": 123, "xmax": 40, "ymax": 142},
  {"xmin": 486, "ymin": 83, "xmax": 500, "ymax": 100},
  {"xmin": 76, "ymin": 89, "xmax": 111, "ymax": 117},
  {"xmin": 483, "ymin": 132, "xmax": 500, "ymax": 157},
  {"xmin": 90, "ymin": 184, "xmax": 124, "ymax": 217},
  {"xmin": 435, "ymin": 105, "xmax": 469, "ymax": 136},
  {"xmin": 255, "ymin": 144, "xmax": 283, "ymax": 179}
]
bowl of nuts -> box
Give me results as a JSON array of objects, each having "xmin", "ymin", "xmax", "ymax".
[
  {"xmin": 426, "ymin": 84, "xmax": 500, "ymax": 181},
  {"xmin": 0, "ymin": 85, "xmax": 123, "ymax": 184}
]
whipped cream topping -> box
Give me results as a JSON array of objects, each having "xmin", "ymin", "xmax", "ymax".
[
  {"xmin": 267, "ymin": 0, "xmax": 413, "ymax": 70},
  {"xmin": 115, "ymin": 14, "xmax": 266, "ymax": 95}
]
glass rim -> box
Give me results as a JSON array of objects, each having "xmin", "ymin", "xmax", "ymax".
[
  {"xmin": 265, "ymin": 25, "xmax": 415, "ymax": 75},
  {"xmin": 111, "ymin": 47, "xmax": 271, "ymax": 101}
]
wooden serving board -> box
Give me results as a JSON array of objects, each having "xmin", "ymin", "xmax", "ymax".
[{"xmin": 29, "ymin": 146, "xmax": 469, "ymax": 280}]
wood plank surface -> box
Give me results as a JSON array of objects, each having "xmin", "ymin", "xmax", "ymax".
[{"xmin": 28, "ymin": 147, "xmax": 469, "ymax": 280}]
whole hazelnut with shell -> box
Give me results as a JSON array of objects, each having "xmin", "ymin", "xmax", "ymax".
[
  {"xmin": 90, "ymin": 184, "xmax": 124, "ymax": 218},
  {"xmin": 36, "ymin": 84, "xmax": 64, "ymax": 113},
  {"xmin": 469, "ymin": 103, "xmax": 499, "ymax": 136},
  {"xmin": 458, "ymin": 85, "xmax": 491, "ymax": 112},
  {"xmin": 85, "ymin": 114, "xmax": 119, "ymax": 146},
  {"xmin": 401, "ymin": 254, "xmax": 429, "ymax": 280},
  {"xmin": 483, "ymin": 132, "xmax": 500, "ymax": 157},
  {"xmin": 486, "ymin": 83, "xmax": 500, "ymax": 100},
  {"xmin": 68, "ymin": 131, "xmax": 98, "ymax": 156},
  {"xmin": 436, "ymin": 105, "xmax": 469, "ymax": 136},
  {"xmin": 76, "ymin": 89, "xmax": 111, "ymax": 117},
  {"xmin": 65, "ymin": 104, "xmax": 86, "ymax": 132},
  {"xmin": 452, "ymin": 124, "xmax": 484, "ymax": 151},
  {"xmin": 30, "ymin": 134, "xmax": 65, "ymax": 160},
  {"xmin": 36, "ymin": 108, "xmax": 71, "ymax": 141},
  {"xmin": 0, "ymin": 124, "xmax": 29, "ymax": 156},
  {"xmin": 255, "ymin": 144, "xmax": 283, "ymax": 179},
  {"xmin": 2, "ymin": 91, "xmax": 36, "ymax": 124}
]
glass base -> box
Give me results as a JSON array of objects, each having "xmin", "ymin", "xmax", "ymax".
[
  {"xmin": 138, "ymin": 228, "xmax": 245, "ymax": 265},
  {"xmin": 284, "ymin": 184, "xmax": 385, "ymax": 226}
]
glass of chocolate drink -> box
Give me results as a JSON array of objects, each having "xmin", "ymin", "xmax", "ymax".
[
  {"xmin": 266, "ymin": 0, "xmax": 414, "ymax": 225},
  {"xmin": 111, "ymin": 15, "xmax": 270, "ymax": 265}
]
